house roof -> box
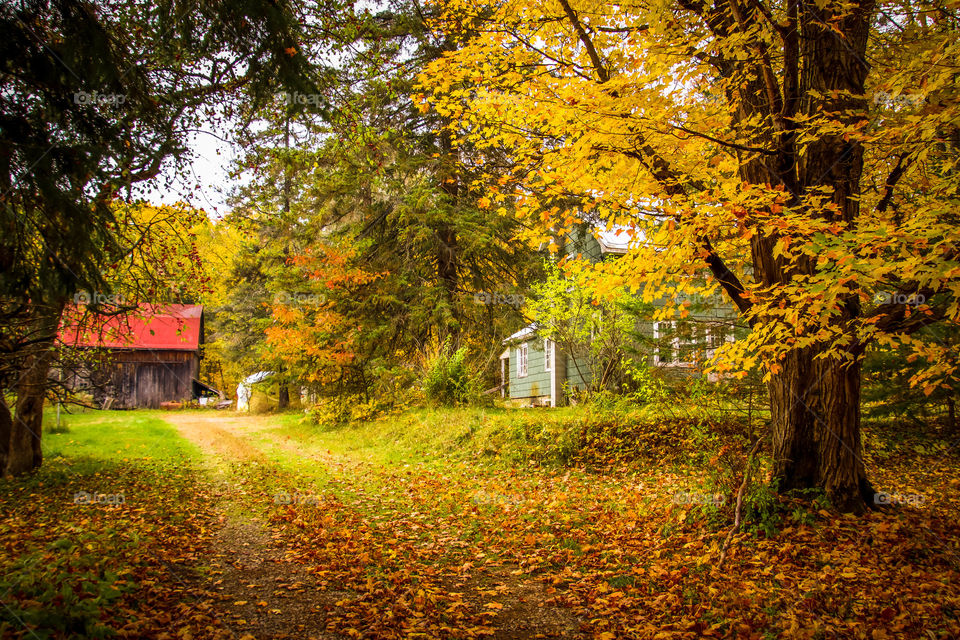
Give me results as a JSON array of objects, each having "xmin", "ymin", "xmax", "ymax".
[
  {"xmin": 502, "ymin": 323, "xmax": 538, "ymax": 345},
  {"xmin": 596, "ymin": 227, "xmax": 632, "ymax": 254},
  {"xmin": 59, "ymin": 303, "xmax": 203, "ymax": 351}
]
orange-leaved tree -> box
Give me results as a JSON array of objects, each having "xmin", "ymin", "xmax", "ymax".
[
  {"xmin": 264, "ymin": 243, "xmax": 382, "ymax": 394},
  {"xmin": 418, "ymin": 0, "xmax": 960, "ymax": 510}
]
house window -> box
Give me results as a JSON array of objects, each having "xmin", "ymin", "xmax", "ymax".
[
  {"xmin": 544, "ymin": 339, "xmax": 552, "ymax": 372},
  {"xmin": 652, "ymin": 321, "xmax": 667, "ymax": 366},
  {"xmin": 653, "ymin": 321, "xmax": 699, "ymax": 367},
  {"xmin": 705, "ymin": 323, "xmax": 725, "ymax": 359},
  {"xmin": 517, "ymin": 343, "xmax": 528, "ymax": 378}
]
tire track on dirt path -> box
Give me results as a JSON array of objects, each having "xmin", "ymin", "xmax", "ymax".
[
  {"xmin": 162, "ymin": 412, "xmax": 343, "ymax": 640},
  {"xmin": 198, "ymin": 414, "xmax": 582, "ymax": 639}
]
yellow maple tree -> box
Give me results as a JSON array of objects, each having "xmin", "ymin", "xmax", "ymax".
[{"xmin": 418, "ymin": 0, "xmax": 960, "ymax": 510}]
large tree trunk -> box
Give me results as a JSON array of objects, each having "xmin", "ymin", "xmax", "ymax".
[
  {"xmin": 745, "ymin": 0, "xmax": 874, "ymax": 511},
  {"xmin": 0, "ymin": 393, "xmax": 11, "ymax": 474},
  {"xmin": 10, "ymin": 348, "xmax": 53, "ymax": 474},
  {"xmin": 278, "ymin": 384, "xmax": 290, "ymax": 410},
  {"xmin": 771, "ymin": 0, "xmax": 875, "ymax": 512},
  {"xmin": 438, "ymin": 129, "xmax": 461, "ymax": 341},
  {"xmin": 6, "ymin": 301, "xmax": 64, "ymax": 475},
  {"xmin": 768, "ymin": 350, "xmax": 820, "ymax": 492},
  {"xmin": 770, "ymin": 352, "xmax": 874, "ymax": 512}
]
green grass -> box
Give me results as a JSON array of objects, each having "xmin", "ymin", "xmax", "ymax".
[
  {"xmin": 42, "ymin": 407, "xmax": 202, "ymax": 467},
  {"xmin": 267, "ymin": 406, "xmax": 583, "ymax": 465},
  {"xmin": 262, "ymin": 403, "xmax": 707, "ymax": 472}
]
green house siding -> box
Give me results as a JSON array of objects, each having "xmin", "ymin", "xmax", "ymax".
[
  {"xmin": 509, "ymin": 339, "xmax": 552, "ymax": 400},
  {"xmin": 565, "ymin": 353, "xmax": 590, "ymax": 391},
  {"xmin": 567, "ymin": 230, "xmax": 604, "ymax": 262},
  {"xmin": 501, "ymin": 226, "xmax": 743, "ymax": 405}
]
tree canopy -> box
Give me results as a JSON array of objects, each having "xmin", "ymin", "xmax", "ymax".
[{"xmin": 417, "ymin": 0, "xmax": 960, "ymax": 509}]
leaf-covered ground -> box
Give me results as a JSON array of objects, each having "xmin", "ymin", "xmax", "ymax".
[{"xmin": 2, "ymin": 409, "xmax": 959, "ymax": 639}]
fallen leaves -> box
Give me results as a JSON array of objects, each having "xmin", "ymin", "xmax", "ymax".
[
  {"xmin": 0, "ymin": 457, "xmax": 228, "ymax": 639},
  {"xmin": 5, "ymin": 411, "xmax": 960, "ymax": 639}
]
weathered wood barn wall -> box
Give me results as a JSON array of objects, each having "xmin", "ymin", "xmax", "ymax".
[
  {"xmin": 59, "ymin": 304, "xmax": 204, "ymax": 409},
  {"xmin": 87, "ymin": 349, "xmax": 200, "ymax": 409}
]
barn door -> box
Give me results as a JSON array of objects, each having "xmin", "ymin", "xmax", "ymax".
[{"xmin": 136, "ymin": 364, "xmax": 190, "ymax": 408}]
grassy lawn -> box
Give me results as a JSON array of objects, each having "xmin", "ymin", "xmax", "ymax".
[
  {"xmin": 2, "ymin": 406, "xmax": 959, "ymax": 639},
  {"xmin": 42, "ymin": 408, "xmax": 203, "ymax": 466},
  {"xmin": 268, "ymin": 404, "xmax": 709, "ymax": 468},
  {"xmin": 0, "ymin": 409, "xmax": 220, "ymax": 640}
]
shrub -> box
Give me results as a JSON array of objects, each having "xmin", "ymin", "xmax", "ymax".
[
  {"xmin": 620, "ymin": 358, "xmax": 669, "ymax": 405},
  {"xmin": 308, "ymin": 394, "xmax": 394, "ymax": 427},
  {"xmin": 422, "ymin": 343, "xmax": 477, "ymax": 406}
]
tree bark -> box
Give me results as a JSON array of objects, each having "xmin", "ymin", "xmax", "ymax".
[
  {"xmin": 278, "ymin": 384, "xmax": 290, "ymax": 410},
  {"xmin": 438, "ymin": 129, "xmax": 461, "ymax": 341},
  {"xmin": 768, "ymin": 349, "xmax": 819, "ymax": 492},
  {"xmin": 0, "ymin": 393, "xmax": 11, "ymax": 474},
  {"xmin": 6, "ymin": 301, "xmax": 64, "ymax": 475},
  {"xmin": 11, "ymin": 348, "xmax": 53, "ymax": 474},
  {"xmin": 773, "ymin": 0, "xmax": 875, "ymax": 512},
  {"xmin": 770, "ymin": 352, "xmax": 874, "ymax": 512}
]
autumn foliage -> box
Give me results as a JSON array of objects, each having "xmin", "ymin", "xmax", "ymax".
[{"xmin": 417, "ymin": 0, "xmax": 960, "ymax": 509}]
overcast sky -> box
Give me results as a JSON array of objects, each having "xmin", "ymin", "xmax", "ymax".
[{"xmin": 144, "ymin": 122, "xmax": 242, "ymax": 219}]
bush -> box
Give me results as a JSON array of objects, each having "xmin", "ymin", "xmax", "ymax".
[
  {"xmin": 422, "ymin": 344, "xmax": 478, "ymax": 406},
  {"xmin": 308, "ymin": 394, "xmax": 393, "ymax": 427},
  {"xmin": 620, "ymin": 358, "xmax": 669, "ymax": 405}
]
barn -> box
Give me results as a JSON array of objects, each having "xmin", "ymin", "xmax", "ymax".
[{"xmin": 58, "ymin": 304, "xmax": 209, "ymax": 409}]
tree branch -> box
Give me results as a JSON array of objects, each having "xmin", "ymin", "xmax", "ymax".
[
  {"xmin": 671, "ymin": 124, "xmax": 777, "ymax": 155},
  {"xmin": 875, "ymin": 153, "xmax": 911, "ymax": 215},
  {"xmin": 556, "ymin": 0, "xmax": 610, "ymax": 83}
]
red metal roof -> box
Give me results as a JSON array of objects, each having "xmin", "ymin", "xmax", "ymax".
[{"xmin": 59, "ymin": 304, "xmax": 203, "ymax": 351}]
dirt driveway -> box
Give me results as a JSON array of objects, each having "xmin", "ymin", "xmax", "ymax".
[
  {"xmin": 160, "ymin": 411, "xmax": 580, "ymax": 640},
  {"xmin": 162, "ymin": 412, "xmax": 340, "ymax": 640}
]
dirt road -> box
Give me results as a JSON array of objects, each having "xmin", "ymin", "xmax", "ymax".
[{"xmin": 163, "ymin": 412, "xmax": 339, "ymax": 640}]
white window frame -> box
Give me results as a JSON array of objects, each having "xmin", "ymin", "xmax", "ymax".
[
  {"xmin": 544, "ymin": 339, "xmax": 552, "ymax": 372},
  {"xmin": 705, "ymin": 322, "xmax": 736, "ymax": 359},
  {"xmin": 653, "ymin": 321, "xmax": 697, "ymax": 367},
  {"xmin": 652, "ymin": 321, "xmax": 667, "ymax": 366},
  {"xmin": 517, "ymin": 343, "xmax": 528, "ymax": 378}
]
